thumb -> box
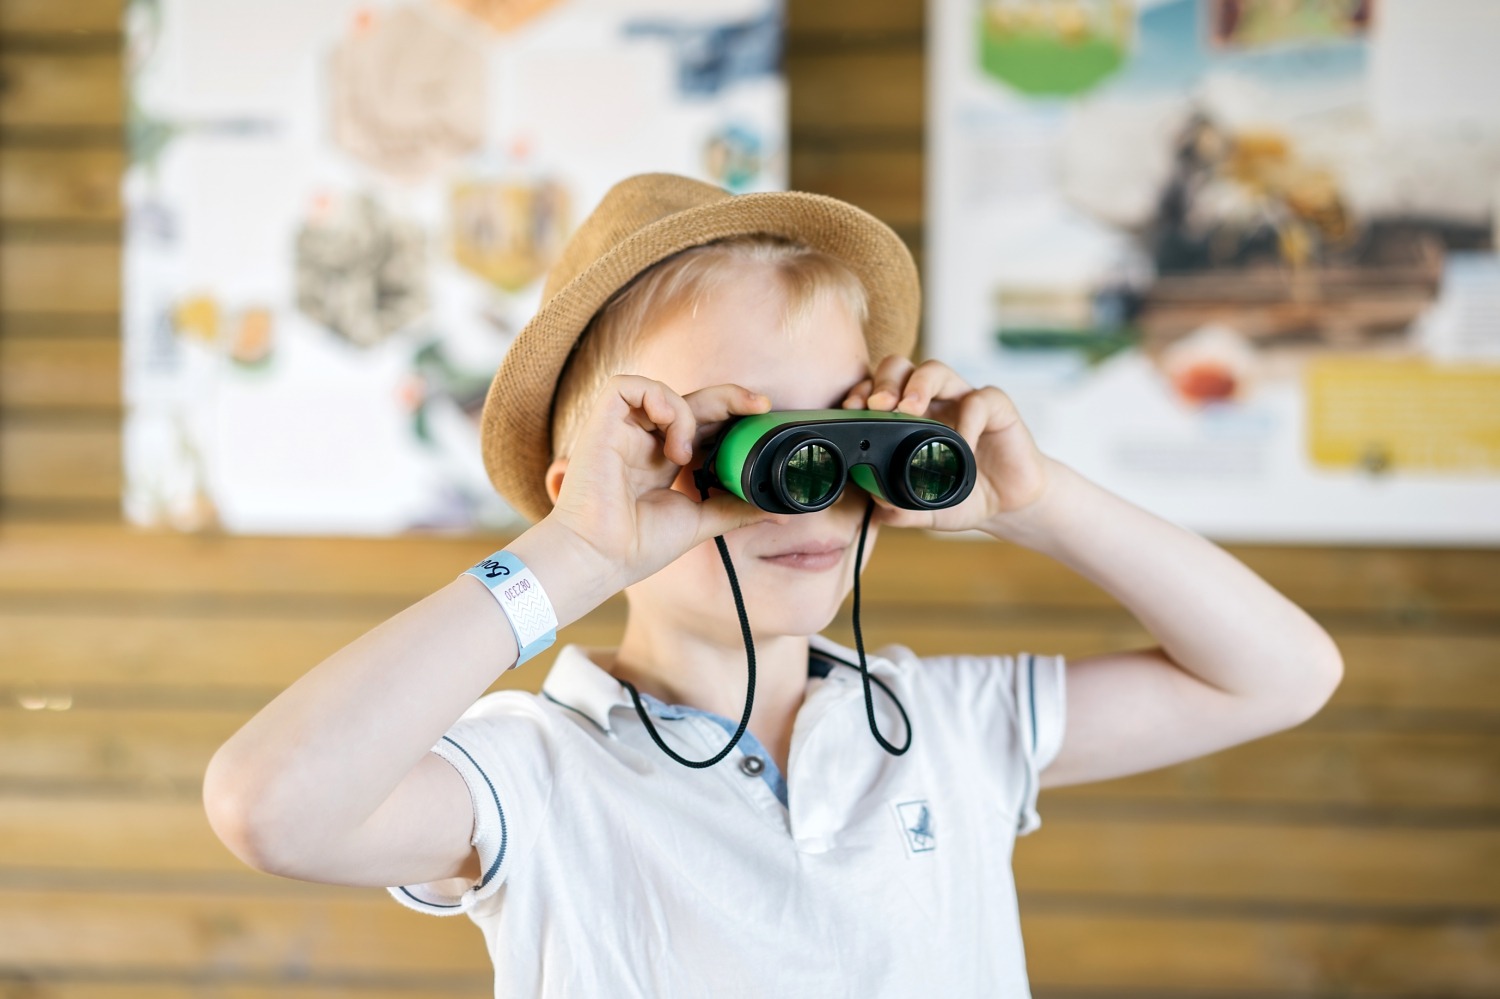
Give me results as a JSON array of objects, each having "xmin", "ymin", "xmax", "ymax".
[{"xmin": 691, "ymin": 494, "xmax": 788, "ymax": 547}]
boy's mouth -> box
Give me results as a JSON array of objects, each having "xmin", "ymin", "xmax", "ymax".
[{"xmin": 758, "ymin": 538, "xmax": 850, "ymax": 572}]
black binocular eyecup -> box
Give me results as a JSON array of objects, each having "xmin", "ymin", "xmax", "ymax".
[{"xmin": 767, "ymin": 431, "xmax": 845, "ymax": 513}]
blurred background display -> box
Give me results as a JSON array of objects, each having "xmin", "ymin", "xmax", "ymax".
[
  {"xmin": 930, "ymin": 0, "xmax": 1500, "ymax": 544},
  {"xmin": 121, "ymin": 0, "xmax": 786, "ymax": 535}
]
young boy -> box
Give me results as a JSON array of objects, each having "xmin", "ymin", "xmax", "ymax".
[{"xmin": 204, "ymin": 173, "xmax": 1344, "ymax": 996}]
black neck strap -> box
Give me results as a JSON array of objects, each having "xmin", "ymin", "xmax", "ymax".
[{"xmin": 620, "ymin": 491, "xmax": 912, "ymax": 767}]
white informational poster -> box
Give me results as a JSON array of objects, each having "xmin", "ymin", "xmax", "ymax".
[
  {"xmin": 123, "ymin": 0, "xmax": 786, "ymax": 535},
  {"xmin": 928, "ymin": 0, "xmax": 1500, "ymax": 545}
]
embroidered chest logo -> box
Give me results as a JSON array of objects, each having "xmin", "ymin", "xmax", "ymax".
[{"xmin": 895, "ymin": 799, "xmax": 935, "ymax": 854}]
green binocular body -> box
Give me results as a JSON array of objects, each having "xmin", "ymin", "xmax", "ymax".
[{"xmin": 697, "ymin": 409, "xmax": 977, "ymax": 515}]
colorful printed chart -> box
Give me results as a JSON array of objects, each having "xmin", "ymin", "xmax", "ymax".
[
  {"xmin": 928, "ymin": 0, "xmax": 1500, "ymax": 544},
  {"xmin": 123, "ymin": 0, "xmax": 785, "ymax": 534}
]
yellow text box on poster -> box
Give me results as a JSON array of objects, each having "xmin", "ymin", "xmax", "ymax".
[{"xmin": 1304, "ymin": 357, "xmax": 1500, "ymax": 473}]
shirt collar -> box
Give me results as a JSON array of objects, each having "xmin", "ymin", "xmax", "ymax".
[{"xmin": 539, "ymin": 633, "xmax": 893, "ymax": 735}]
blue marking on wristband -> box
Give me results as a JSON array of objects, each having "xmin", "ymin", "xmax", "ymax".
[{"xmin": 463, "ymin": 550, "xmax": 557, "ymax": 666}]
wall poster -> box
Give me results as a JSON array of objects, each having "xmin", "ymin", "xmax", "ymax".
[
  {"xmin": 928, "ymin": 0, "xmax": 1500, "ymax": 544},
  {"xmin": 124, "ymin": 0, "xmax": 785, "ymax": 534}
]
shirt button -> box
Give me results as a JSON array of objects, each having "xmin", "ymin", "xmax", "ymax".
[{"xmin": 739, "ymin": 754, "xmax": 766, "ymax": 777}]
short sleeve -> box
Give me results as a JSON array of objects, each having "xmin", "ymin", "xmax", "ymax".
[
  {"xmin": 387, "ymin": 691, "xmax": 559, "ymax": 917},
  {"xmin": 1012, "ymin": 652, "xmax": 1066, "ymax": 836},
  {"xmin": 904, "ymin": 646, "xmax": 1067, "ymax": 838}
]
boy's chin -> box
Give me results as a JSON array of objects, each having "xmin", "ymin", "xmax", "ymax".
[{"xmin": 743, "ymin": 592, "xmax": 847, "ymax": 638}]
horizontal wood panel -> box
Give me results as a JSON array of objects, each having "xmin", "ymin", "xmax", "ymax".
[
  {"xmin": 6, "ymin": 797, "xmax": 1497, "ymax": 907},
  {"xmin": 0, "ymin": 311, "xmax": 119, "ymax": 338},
  {"xmin": 1023, "ymin": 908, "xmax": 1500, "ymax": 995},
  {"xmin": 0, "ymin": 888, "xmax": 484, "ymax": 976},
  {"xmin": 9, "ymin": 608, "xmax": 1497, "ymax": 719},
  {"xmin": 2, "ymin": 888, "xmax": 1494, "ymax": 994},
  {"xmin": 0, "ymin": 242, "xmax": 120, "ymax": 314},
  {"xmin": 883, "ymin": 623, "xmax": 1500, "ymax": 722},
  {"xmin": 0, "ymin": 522, "xmax": 560, "ymax": 602},
  {"xmin": 1, "ymin": 707, "xmax": 235, "ymax": 791},
  {"xmin": 0, "ymin": 53, "xmax": 122, "ymax": 128},
  {"xmin": 788, "ymin": 48, "xmax": 923, "ymax": 136},
  {"xmin": 0, "ymin": 607, "xmax": 478, "ymax": 689},
  {"xmin": 0, "ymin": 146, "xmax": 123, "ymax": 222},
  {"xmin": 787, "ymin": 0, "xmax": 923, "ymax": 37},
  {"xmin": 4, "ymin": 798, "xmax": 236, "ymax": 873},
  {"xmin": 1012, "ymin": 818, "xmax": 1500, "ymax": 908},
  {"xmin": 0, "ymin": 419, "xmax": 120, "ymax": 502},
  {"xmin": 0, "ymin": 0, "xmax": 122, "ymax": 35},
  {"xmin": 789, "ymin": 146, "xmax": 922, "ymax": 230},
  {"xmin": 0, "ymin": 336, "xmax": 120, "ymax": 410},
  {"xmin": 1026, "ymin": 728, "xmax": 1500, "ymax": 811},
  {"xmin": 0, "ymin": 603, "xmax": 1116, "ymax": 690},
  {"xmin": 6, "ymin": 703, "xmax": 1496, "ymax": 812},
  {"xmin": 4, "ymin": 522, "xmax": 1499, "ymax": 617}
]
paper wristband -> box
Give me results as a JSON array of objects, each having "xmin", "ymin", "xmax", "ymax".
[{"xmin": 461, "ymin": 551, "xmax": 558, "ymax": 667}]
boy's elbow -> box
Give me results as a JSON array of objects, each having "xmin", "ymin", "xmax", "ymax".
[
  {"xmin": 1282, "ymin": 639, "xmax": 1344, "ymax": 727},
  {"xmin": 202, "ymin": 748, "xmax": 308, "ymax": 878}
]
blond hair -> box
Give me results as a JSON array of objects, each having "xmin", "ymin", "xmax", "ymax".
[{"xmin": 548, "ymin": 235, "xmax": 870, "ymax": 461}]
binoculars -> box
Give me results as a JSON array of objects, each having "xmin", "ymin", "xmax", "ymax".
[{"xmin": 694, "ymin": 409, "xmax": 977, "ymax": 515}]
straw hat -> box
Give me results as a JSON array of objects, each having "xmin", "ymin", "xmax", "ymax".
[{"xmin": 480, "ymin": 171, "xmax": 921, "ymax": 524}]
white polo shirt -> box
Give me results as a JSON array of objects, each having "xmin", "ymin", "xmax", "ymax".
[{"xmin": 390, "ymin": 633, "xmax": 1066, "ymax": 998}]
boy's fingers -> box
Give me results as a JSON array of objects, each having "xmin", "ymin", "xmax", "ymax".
[
  {"xmin": 692, "ymin": 494, "xmax": 786, "ymax": 545},
  {"xmin": 682, "ymin": 384, "xmax": 772, "ymax": 451},
  {"xmin": 612, "ymin": 375, "xmax": 677, "ymax": 426},
  {"xmin": 683, "ymin": 383, "xmax": 771, "ymax": 422},
  {"xmin": 896, "ymin": 361, "xmax": 974, "ymax": 415},
  {"xmin": 841, "ymin": 377, "xmax": 874, "ymax": 408},
  {"xmin": 613, "ymin": 376, "xmax": 696, "ymax": 463},
  {"xmin": 865, "ymin": 355, "xmax": 916, "ymax": 408},
  {"xmin": 956, "ymin": 386, "xmax": 1017, "ymax": 447}
]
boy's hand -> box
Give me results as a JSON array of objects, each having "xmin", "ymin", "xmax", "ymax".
[
  {"xmin": 841, "ymin": 357, "xmax": 1055, "ymax": 534},
  {"xmin": 544, "ymin": 375, "xmax": 789, "ymax": 594}
]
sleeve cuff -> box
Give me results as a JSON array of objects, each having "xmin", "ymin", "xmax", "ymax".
[
  {"xmin": 386, "ymin": 734, "xmax": 510, "ymax": 917},
  {"xmin": 1014, "ymin": 652, "xmax": 1067, "ymax": 837}
]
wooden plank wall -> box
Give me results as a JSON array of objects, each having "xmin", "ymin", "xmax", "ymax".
[{"xmin": 2, "ymin": 1, "xmax": 1498, "ymax": 996}]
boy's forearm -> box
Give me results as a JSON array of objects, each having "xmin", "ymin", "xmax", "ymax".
[
  {"xmin": 204, "ymin": 520, "xmax": 615, "ymax": 866},
  {"xmin": 985, "ymin": 456, "xmax": 1342, "ymax": 706}
]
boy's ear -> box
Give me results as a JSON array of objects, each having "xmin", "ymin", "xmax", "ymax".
[{"xmin": 544, "ymin": 456, "xmax": 569, "ymax": 506}]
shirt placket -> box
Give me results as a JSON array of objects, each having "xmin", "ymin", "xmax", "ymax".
[
  {"xmin": 633, "ymin": 698, "xmax": 793, "ymax": 834},
  {"xmin": 784, "ymin": 676, "xmax": 868, "ymax": 849}
]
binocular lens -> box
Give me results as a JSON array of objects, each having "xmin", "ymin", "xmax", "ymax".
[
  {"xmin": 784, "ymin": 442, "xmax": 841, "ymax": 507},
  {"xmin": 908, "ymin": 440, "xmax": 961, "ymax": 503}
]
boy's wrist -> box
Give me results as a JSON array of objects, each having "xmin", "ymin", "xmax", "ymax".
[
  {"xmin": 980, "ymin": 455, "xmax": 1081, "ymax": 553},
  {"xmin": 500, "ymin": 518, "xmax": 621, "ymax": 631}
]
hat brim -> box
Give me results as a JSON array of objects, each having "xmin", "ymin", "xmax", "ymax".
[{"xmin": 481, "ymin": 189, "xmax": 921, "ymax": 524}]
